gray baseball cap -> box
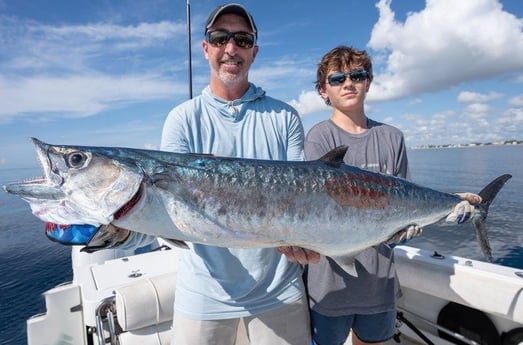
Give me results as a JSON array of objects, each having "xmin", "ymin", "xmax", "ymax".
[{"xmin": 205, "ymin": 3, "xmax": 257, "ymax": 38}]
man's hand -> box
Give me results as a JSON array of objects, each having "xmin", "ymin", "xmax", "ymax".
[
  {"xmin": 446, "ymin": 192, "xmax": 482, "ymax": 224},
  {"xmin": 277, "ymin": 246, "xmax": 320, "ymax": 265},
  {"xmin": 387, "ymin": 224, "xmax": 423, "ymax": 247}
]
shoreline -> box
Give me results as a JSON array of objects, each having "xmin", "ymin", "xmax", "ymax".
[{"xmin": 409, "ymin": 141, "xmax": 522, "ymax": 150}]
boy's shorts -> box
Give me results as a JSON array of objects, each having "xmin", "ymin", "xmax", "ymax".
[{"xmin": 310, "ymin": 309, "xmax": 396, "ymax": 344}]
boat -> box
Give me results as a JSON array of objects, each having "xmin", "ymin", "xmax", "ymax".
[{"xmin": 26, "ymin": 239, "xmax": 523, "ymax": 345}]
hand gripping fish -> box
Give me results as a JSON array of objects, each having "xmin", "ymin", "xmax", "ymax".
[{"xmin": 3, "ymin": 138, "xmax": 511, "ymax": 275}]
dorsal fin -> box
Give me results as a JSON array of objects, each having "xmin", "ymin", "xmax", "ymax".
[{"xmin": 319, "ymin": 146, "xmax": 349, "ymax": 167}]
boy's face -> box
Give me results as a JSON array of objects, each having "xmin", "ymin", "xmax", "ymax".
[{"xmin": 320, "ymin": 65, "xmax": 370, "ymax": 110}]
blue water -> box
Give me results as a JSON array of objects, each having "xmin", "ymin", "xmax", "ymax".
[
  {"xmin": 406, "ymin": 145, "xmax": 523, "ymax": 266},
  {"xmin": 0, "ymin": 168, "xmax": 72, "ymax": 345},
  {"xmin": 0, "ymin": 145, "xmax": 522, "ymax": 345}
]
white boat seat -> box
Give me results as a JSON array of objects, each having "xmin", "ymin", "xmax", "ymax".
[
  {"xmin": 115, "ymin": 272, "xmax": 176, "ymax": 331},
  {"xmin": 118, "ymin": 322, "xmax": 172, "ymax": 345}
]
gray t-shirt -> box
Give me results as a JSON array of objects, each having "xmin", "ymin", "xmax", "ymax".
[{"xmin": 304, "ymin": 118, "xmax": 410, "ymax": 316}]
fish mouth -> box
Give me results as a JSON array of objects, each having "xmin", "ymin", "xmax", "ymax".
[
  {"xmin": 3, "ymin": 138, "xmax": 65, "ymax": 200},
  {"xmin": 4, "ymin": 138, "xmax": 144, "ymax": 225}
]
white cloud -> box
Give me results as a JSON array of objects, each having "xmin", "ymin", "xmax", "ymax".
[
  {"xmin": 395, "ymin": 102, "xmax": 523, "ymax": 147},
  {"xmin": 0, "ymin": 17, "xmax": 186, "ymax": 72},
  {"xmin": 367, "ymin": 0, "xmax": 523, "ymax": 101},
  {"xmin": 463, "ymin": 103, "xmax": 490, "ymax": 116},
  {"xmin": 250, "ymin": 56, "xmax": 317, "ymax": 100},
  {"xmin": 458, "ymin": 91, "xmax": 503, "ymax": 103},
  {"xmin": 47, "ymin": 21, "xmax": 184, "ymax": 41},
  {"xmin": 497, "ymin": 107, "xmax": 523, "ymax": 138},
  {"xmin": 0, "ymin": 16, "xmax": 188, "ymax": 123},
  {"xmin": 0, "ymin": 74, "xmax": 184, "ymax": 123},
  {"xmin": 287, "ymin": 90, "xmax": 329, "ymax": 116},
  {"xmin": 501, "ymin": 107, "xmax": 523, "ymax": 123},
  {"xmin": 508, "ymin": 94, "xmax": 523, "ymax": 107}
]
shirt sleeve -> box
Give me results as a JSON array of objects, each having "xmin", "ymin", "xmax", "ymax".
[
  {"xmin": 286, "ymin": 112, "xmax": 305, "ymax": 161},
  {"xmin": 160, "ymin": 108, "xmax": 191, "ymax": 153},
  {"xmin": 395, "ymin": 134, "xmax": 411, "ymax": 180}
]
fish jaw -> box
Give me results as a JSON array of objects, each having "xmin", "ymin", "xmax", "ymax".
[
  {"xmin": 3, "ymin": 138, "xmax": 144, "ymax": 225},
  {"xmin": 4, "ymin": 178, "xmax": 65, "ymax": 200}
]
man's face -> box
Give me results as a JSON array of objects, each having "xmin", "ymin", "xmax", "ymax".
[{"xmin": 203, "ymin": 13, "xmax": 258, "ymax": 86}]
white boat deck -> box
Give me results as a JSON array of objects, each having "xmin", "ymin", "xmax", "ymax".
[{"xmin": 26, "ymin": 243, "xmax": 523, "ymax": 345}]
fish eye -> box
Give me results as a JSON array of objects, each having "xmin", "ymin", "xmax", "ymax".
[{"xmin": 66, "ymin": 152, "xmax": 87, "ymax": 168}]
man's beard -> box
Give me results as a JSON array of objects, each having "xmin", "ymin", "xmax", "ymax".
[
  {"xmin": 214, "ymin": 58, "xmax": 248, "ymax": 86},
  {"xmin": 218, "ymin": 70, "xmax": 248, "ymax": 86}
]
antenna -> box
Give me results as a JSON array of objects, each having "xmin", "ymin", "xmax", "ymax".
[{"xmin": 186, "ymin": 0, "xmax": 193, "ymax": 99}]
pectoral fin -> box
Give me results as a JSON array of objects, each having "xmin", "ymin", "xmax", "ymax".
[
  {"xmin": 164, "ymin": 238, "xmax": 189, "ymax": 249},
  {"xmin": 331, "ymin": 256, "xmax": 358, "ymax": 277}
]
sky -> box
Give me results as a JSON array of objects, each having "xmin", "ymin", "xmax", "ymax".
[{"xmin": 1, "ymin": 0, "xmax": 522, "ymax": 168}]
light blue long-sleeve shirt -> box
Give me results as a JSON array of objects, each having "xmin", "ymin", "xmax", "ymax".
[{"xmin": 160, "ymin": 83, "xmax": 305, "ymax": 320}]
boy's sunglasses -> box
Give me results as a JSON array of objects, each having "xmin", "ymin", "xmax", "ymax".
[
  {"xmin": 206, "ymin": 30, "xmax": 256, "ymax": 49},
  {"xmin": 328, "ymin": 70, "xmax": 369, "ymax": 86}
]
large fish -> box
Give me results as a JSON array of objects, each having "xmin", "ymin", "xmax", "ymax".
[{"xmin": 3, "ymin": 138, "xmax": 511, "ymax": 273}]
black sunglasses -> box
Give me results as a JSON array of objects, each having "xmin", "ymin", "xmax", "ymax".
[
  {"xmin": 206, "ymin": 30, "xmax": 256, "ymax": 49},
  {"xmin": 328, "ymin": 70, "xmax": 369, "ymax": 86}
]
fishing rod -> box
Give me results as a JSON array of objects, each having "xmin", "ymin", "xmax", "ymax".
[{"xmin": 186, "ymin": 0, "xmax": 193, "ymax": 99}]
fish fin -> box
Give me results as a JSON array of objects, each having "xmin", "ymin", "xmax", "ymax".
[
  {"xmin": 476, "ymin": 174, "xmax": 512, "ymax": 210},
  {"xmin": 331, "ymin": 256, "xmax": 359, "ymax": 277},
  {"xmin": 163, "ymin": 238, "xmax": 189, "ymax": 249},
  {"xmin": 471, "ymin": 174, "xmax": 512, "ymax": 262},
  {"xmin": 319, "ymin": 146, "xmax": 349, "ymax": 167},
  {"xmin": 152, "ymin": 173, "xmax": 179, "ymax": 190}
]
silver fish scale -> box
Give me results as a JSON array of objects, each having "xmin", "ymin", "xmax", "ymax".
[{"xmin": 154, "ymin": 155, "xmax": 460, "ymax": 252}]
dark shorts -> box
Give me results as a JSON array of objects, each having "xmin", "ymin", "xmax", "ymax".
[{"xmin": 310, "ymin": 309, "xmax": 396, "ymax": 344}]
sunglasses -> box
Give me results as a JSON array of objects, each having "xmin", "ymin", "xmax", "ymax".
[
  {"xmin": 206, "ymin": 30, "xmax": 256, "ymax": 49},
  {"xmin": 327, "ymin": 70, "xmax": 369, "ymax": 86}
]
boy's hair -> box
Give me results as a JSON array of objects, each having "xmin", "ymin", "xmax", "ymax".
[{"xmin": 315, "ymin": 46, "xmax": 373, "ymax": 98}]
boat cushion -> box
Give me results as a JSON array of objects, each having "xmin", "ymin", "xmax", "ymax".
[
  {"xmin": 118, "ymin": 321, "xmax": 172, "ymax": 345},
  {"xmin": 115, "ymin": 273, "xmax": 176, "ymax": 331}
]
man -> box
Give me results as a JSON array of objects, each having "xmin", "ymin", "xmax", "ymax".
[{"xmin": 161, "ymin": 4, "xmax": 311, "ymax": 344}]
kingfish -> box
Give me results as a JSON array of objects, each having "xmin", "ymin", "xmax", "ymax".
[{"xmin": 3, "ymin": 138, "xmax": 511, "ymax": 274}]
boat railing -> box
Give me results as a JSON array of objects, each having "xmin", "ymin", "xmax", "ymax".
[{"xmin": 95, "ymin": 296, "xmax": 119, "ymax": 345}]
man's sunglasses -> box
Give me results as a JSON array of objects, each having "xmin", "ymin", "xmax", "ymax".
[
  {"xmin": 206, "ymin": 30, "xmax": 256, "ymax": 49},
  {"xmin": 328, "ymin": 70, "xmax": 369, "ymax": 86}
]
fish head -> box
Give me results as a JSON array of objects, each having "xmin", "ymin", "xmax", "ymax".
[{"xmin": 4, "ymin": 138, "xmax": 144, "ymax": 226}]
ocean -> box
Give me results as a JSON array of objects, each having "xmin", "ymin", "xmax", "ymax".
[{"xmin": 0, "ymin": 144, "xmax": 522, "ymax": 345}]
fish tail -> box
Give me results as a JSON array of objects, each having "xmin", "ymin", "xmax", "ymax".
[{"xmin": 471, "ymin": 174, "xmax": 512, "ymax": 262}]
